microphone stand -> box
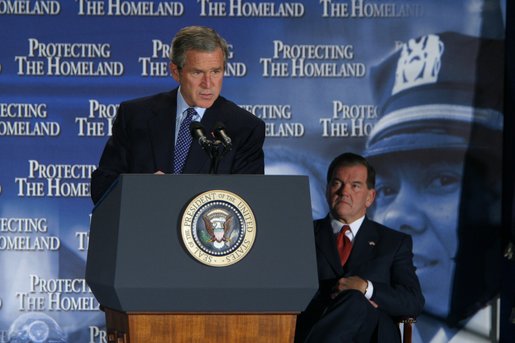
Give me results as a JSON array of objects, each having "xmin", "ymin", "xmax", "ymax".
[
  {"xmin": 208, "ymin": 140, "xmax": 230, "ymax": 174},
  {"xmin": 189, "ymin": 121, "xmax": 232, "ymax": 174}
]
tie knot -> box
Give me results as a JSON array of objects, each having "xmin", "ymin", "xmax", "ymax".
[
  {"xmin": 340, "ymin": 225, "xmax": 352, "ymax": 243},
  {"xmin": 186, "ymin": 107, "xmax": 197, "ymax": 117}
]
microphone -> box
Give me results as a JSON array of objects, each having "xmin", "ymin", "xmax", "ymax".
[
  {"xmin": 213, "ymin": 122, "xmax": 232, "ymax": 149},
  {"xmin": 189, "ymin": 121, "xmax": 211, "ymax": 149}
]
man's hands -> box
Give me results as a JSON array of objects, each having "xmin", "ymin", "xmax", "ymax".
[
  {"xmin": 330, "ymin": 276, "xmax": 378, "ymax": 308},
  {"xmin": 331, "ymin": 276, "xmax": 367, "ymax": 298}
]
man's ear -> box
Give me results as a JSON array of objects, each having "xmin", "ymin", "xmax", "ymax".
[
  {"xmin": 170, "ymin": 63, "xmax": 180, "ymax": 82},
  {"xmin": 365, "ymin": 189, "xmax": 376, "ymax": 208}
]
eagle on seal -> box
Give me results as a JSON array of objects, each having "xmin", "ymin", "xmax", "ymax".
[{"xmin": 202, "ymin": 212, "xmax": 233, "ymax": 249}]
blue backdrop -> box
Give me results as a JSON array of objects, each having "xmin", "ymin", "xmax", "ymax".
[{"xmin": 0, "ymin": 1, "xmax": 507, "ymax": 342}]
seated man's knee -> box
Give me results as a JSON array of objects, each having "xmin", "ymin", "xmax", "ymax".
[{"xmin": 333, "ymin": 289, "xmax": 370, "ymax": 310}]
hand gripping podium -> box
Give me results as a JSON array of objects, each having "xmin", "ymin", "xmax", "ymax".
[{"xmin": 86, "ymin": 174, "xmax": 318, "ymax": 343}]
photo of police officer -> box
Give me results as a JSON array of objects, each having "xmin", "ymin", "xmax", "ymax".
[{"xmin": 364, "ymin": 32, "xmax": 504, "ymax": 342}]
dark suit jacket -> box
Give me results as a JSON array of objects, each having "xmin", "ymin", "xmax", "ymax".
[
  {"xmin": 300, "ymin": 215, "xmax": 424, "ymax": 342},
  {"xmin": 91, "ymin": 88, "xmax": 265, "ymax": 204}
]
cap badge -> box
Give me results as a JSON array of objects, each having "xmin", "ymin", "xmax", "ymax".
[{"xmin": 392, "ymin": 34, "xmax": 444, "ymax": 95}]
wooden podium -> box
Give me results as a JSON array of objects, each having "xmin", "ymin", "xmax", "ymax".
[
  {"xmin": 86, "ymin": 175, "xmax": 318, "ymax": 343},
  {"xmin": 104, "ymin": 309, "xmax": 297, "ymax": 343}
]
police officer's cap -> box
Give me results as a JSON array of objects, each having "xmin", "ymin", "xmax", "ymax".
[{"xmin": 365, "ymin": 32, "xmax": 503, "ymax": 158}]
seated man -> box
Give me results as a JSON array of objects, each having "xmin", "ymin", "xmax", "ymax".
[{"xmin": 296, "ymin": 152, "xmax": 424, "ymax": 342}]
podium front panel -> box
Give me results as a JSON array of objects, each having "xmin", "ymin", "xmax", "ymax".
[{"xmin": 86, "ymin": 174, "xmax": 318, "ymax": 312}]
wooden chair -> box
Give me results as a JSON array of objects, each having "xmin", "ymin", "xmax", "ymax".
[{"xmin": 399, "ymin": 317, "xmax": 416, "ymax": 343}]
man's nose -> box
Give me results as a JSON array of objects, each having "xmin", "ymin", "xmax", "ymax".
[
  {"xmin": 381, "ymin": 188, "xmax": 426, "ymax": 235},
  {"xmin": 201, "ymin": 73, "xmax": 212, "ymax": 87},
  {"xmin": 335, "ymin": 183, "xmax": 349, "ymax": 196},
  {"xmin": 342, "ymin": 182, "xmax": 354, "ymax": 194}
]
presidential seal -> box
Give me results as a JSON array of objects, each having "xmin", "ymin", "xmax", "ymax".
[{"xmin": 180, "ymin": 190, "xmax": 257, "ymax": 267}]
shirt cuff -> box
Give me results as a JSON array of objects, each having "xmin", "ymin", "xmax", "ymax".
[{"xmin": 364, "ymin": 280, "xmax": 374, "ymax": 299}]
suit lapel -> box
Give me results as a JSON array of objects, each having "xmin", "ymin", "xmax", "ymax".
[
  {"xmin": 317, "ymin": 216, "xmax": 344, "ymax": 275},
  {"xmin": 346, "ymin": 217, "xmax": 379, "ymax": 271},
  {"xmin": 149, "ymin": 90, "xmax": 177, "ymax": 173}
]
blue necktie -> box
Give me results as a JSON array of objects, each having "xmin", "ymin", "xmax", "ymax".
[{"xmin": 173, "ymin": 107, "xmax": 196, "ymax": 174}]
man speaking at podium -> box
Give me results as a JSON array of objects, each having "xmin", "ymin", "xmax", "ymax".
[{"xmin": 90, "ymin": 26, "xmax": 265, "ymax": 204}]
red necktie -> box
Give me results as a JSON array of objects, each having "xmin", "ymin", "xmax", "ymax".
[{"xmin": 336, "ymin": 225, "xmax": 352, "ymax": 266}]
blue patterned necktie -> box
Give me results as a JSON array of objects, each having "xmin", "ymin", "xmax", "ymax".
[{"xmin": 173, "ymin": 107, "xmax": 196, "ymax": 174}]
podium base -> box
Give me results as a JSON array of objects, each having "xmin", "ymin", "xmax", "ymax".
[{"xmin": 105, "ymin": 307, "xmax": 298, "ymax": 343}]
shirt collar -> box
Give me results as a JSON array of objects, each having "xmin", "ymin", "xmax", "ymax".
[
  {"xmin": 329, "ymin": 214, "xmax": 365, "ymax": 240},
  {"xmin": 177, "ymin": 87, "xmax": 206, "ymax": 119}
]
